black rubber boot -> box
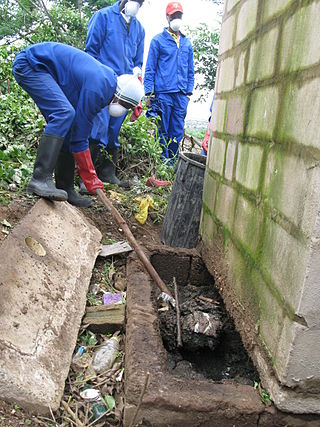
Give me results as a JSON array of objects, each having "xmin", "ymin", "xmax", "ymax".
[
  {"xmin": 79, "ymin": 139, "xmax": 100, "ymax": 194},
  {"xmin": 98, "ymin": 145, "xmax": 130, "ymax": 189},
  {"xmin": 27, "ymin": 134, "xmax": 68, "ymax": 201},
  {"xmin": 55, "ymin": 152, "xmax": 92, "ymax": 208}
]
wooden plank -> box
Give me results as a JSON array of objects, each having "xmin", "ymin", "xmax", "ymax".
[
  {"xmin": 83, "ymin": 304, "xmax": 125, "ymax": 333},
  {"xmin": 98, "ymin": 241, "xmax": 132, "ymax": 258}
]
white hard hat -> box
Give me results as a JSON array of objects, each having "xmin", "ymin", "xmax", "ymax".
[{"xmin": 115, "ymin": 74, "xmax": 144, "ymax": 108}]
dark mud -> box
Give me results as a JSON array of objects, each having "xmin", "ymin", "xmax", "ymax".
[{"xmin": 157, "ymin": 282, "xmax": 258, "ymax": 384}]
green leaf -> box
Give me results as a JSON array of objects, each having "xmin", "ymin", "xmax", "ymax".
[{"xmin": 104, "ymin": 394, "xmax": 115, "ymax": 411}]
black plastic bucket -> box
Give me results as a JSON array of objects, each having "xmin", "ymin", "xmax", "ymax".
[{"xmin": 161, "ymin": 151, "xmax": 206, "ymax": 249}]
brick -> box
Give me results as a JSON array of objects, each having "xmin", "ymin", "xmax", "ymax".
[
  {"xmin": 236, "ymin": 0, "xmax": 258, "ymax": 44},
  {"xmin": 261, "ymin": 218, "xmax": 308, "ymax": 311},
  {"xmin": 264, "ymin": 149, "xmax": 313, "ymax": 231},
  {"xmin": 215, "ymin": 183, "xmax": 237, "ymax": 229},
  {"xmin": 262, "ymin": 0, "xmax": 293, "ymax": 23},
  {"xmin": 251, "ymin": 269, "xmax": 284, "ymax": 359},
  {"xmin": 226, "ymin": 0, "xmax": 241, "ymax": 13},
  {"xmin": 235, "ymin": 49, "xmax": 246, "ymax": 87},
  {"xmin": 247, "ymin": 86, "xmax": 279, "ymax": 139},
  {"xmin": 247, "ymin": 27, "xmax": 279, "ymax": 83},
  {"xmin": 202, "ymin": 171, "xmax": 217, "ymax": 212},
  {"xmin": 235, "ymin": 143, "xmax": 263, "ymax": 191},
  {"xmin": 280, "ymin": 3, "xmax": 320, "ymax": 72},
  {"xmin": 278, "ymin": 78, "xmax": 320, "ymax": 150},
  {"xmin": 225, "ymin": 94, "xmax": 246, "ymax": 135},
  {"xmin": 208, "ymin": 137, "xmax": 226, "ymax": 176},
  {"xmin": 219, "ymin": 14, "xmax": 235, "ymax": 54},
  {"xmin": 216, "ymin": 56, "xmax": 235, "ymax": 92},
  {"xmin": 233, "ymin": 195, "xmax": 263, "ymax": 254},
  {"xmin": 212, "ymin": 98, "xmax": 227, "ymax": 132},
  {"xmin": 225, "ymin": 140, "xmax": 237, "ymax": 181}
]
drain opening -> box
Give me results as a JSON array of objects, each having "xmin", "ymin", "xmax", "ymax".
[
  {"xmin": 152, "ymin": 255, "xmax": 258, "ymax": 384},
  {"xmin": 25, "ymin": 236, "xmax": 46, "ymax": 257}
]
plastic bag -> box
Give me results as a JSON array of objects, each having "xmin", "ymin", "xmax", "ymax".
[
  {"xmin": 92, "ymin": 337, "xmax": 119, "ymax": 373},
  {"xmin": 134, "ymin": 195, "xmax": 154, "ymax": 225}
]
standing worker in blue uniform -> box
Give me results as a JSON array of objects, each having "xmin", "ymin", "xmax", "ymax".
[
  {"xmin": 12, "ymin": 42, "xmax": 144, "ymax": 206},
  {"xmin": 84, "ymin": 0, "xmax": 145, "ymax": 188},
  {"xmin": 144, "ymin": 1, "xmax": 194, "ymax": 164}
]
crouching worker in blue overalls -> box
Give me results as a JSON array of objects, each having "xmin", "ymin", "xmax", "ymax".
[{"xmin": 12, "ymin": 42, "xmax": 144, "ymax": 207}]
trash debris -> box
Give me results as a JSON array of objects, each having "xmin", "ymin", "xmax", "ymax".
[
  {"xmin": 146, "ymin": 177, "xmax": 171, "ymax": 187},
  {"xmin": 134, "ymin": 195, "xmax": 154, "ymax": 225},
  {"xmin": 158, "ymin": 291, "xmax": 176, "ymax": 308},
  {"xmin": 92, "ymin": 336, "xmax": 120, "ymax": 373},
  {"xmin": 99, "ymin": 241, "xmax": 132, "ymax": 258},
  {"xmin": 102, "ymin": 292, "xmax": 123, "ymax": 306},
  {"xmin": 80, "ymin": 388, "xmax": 100, "ymax": 402}
]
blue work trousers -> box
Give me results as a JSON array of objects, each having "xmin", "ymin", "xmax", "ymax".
[
  {"xmin": 155, "ymin": 92, "xmax": 189, "ymax": 163},
  {"xmin": 12, "ymin": 53, "xmax": 83, "ymax": 153},
  {"xmin": 90, "ymin": 106, "xmax": 127, "ymax": 149}
]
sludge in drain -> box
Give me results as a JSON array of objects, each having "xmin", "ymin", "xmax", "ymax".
[{"xmin": 153, "ymin": 272, "xmax": 258, "ymax": 384}]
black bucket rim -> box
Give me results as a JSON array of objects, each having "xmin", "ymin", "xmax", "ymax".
[{"xmin": 180, "ymin": 151, "xmax": 206, "ymax": 169}]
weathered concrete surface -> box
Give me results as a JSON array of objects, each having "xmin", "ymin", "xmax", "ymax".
[
  {"xmin": 124, "ymin": 246, "xmax": 265, "ymax": 427},
  {"xmin": 201, "ymin": 0, "xmax": 320, "ymax": 413},
  {"xmin": 124, "ymin": 245, "xmax": 320, "ymax": 426},
  {"xmin": 0, "ymin": 199, "xmax": 101, "ymax": 413}
]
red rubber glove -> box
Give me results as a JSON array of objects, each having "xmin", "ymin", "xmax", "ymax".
[{"xmin": 73, "ymin": 149, "xmax": 105, "ymax": 195}]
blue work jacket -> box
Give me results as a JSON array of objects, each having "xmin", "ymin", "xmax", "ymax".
[
  {"xmin": 24, "ymin": 42, "xmax": 117, "ymax": 145},
  {"xmin": 144, "ymin": 28, "xmax": 194, "ymax": 95},
  {"xmin": 85, "ymin": 1, "xmax": 145, "ymax": 75}
]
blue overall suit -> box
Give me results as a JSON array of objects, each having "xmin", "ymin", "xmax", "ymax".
[
  {"xmin": 144, "ymin": 28, "xmax": 194, "ymax": 163},
  {"xmin": 12, "ymin": 42, "xmax": 117, "ymax": 153},
  {"xmin": 86, "ymin": 0, "xmax": 145, "ymax": 149}
]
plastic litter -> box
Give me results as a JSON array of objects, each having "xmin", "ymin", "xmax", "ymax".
[
  {"xmin": 92, "ymin": 336, "xmax": 119, "ymax": 373},
  {"xmin": 134, "ymin": 195, "xmax": 154, "ymax": 225},
  {"xmin": 102, "ymin": 292, "xmax": 123, "ymax": 306},
  {"xmin": 80, "ymin": 388, "xmax": 100, "ymax": 402}
]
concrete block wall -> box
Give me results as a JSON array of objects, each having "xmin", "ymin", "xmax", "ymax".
[{"xmin": 200, "ymin": 0, "xmax": 320, "ymax": 414}]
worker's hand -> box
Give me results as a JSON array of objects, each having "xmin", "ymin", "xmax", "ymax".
[
  {"xmin": 130, "ymin": 102, "xmax": 143, "ymax": 122},
  {"xmin": 133, "ymin": 66, "xmax": 142, "ymax": 79}
]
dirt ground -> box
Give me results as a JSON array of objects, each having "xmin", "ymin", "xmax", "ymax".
[{"xmin": 0, "ymin": 191, "xmax": 163, "ymax": 426}]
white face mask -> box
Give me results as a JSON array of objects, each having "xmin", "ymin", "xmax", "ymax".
[
  {"xmin": 124, "ymin": 1, "xmax": 140, "ymax": 17},
  {"xmin": 108, "ymin": 103, "xmax": 127, "ymax": 117},
  {"xmin": 170, "ymin": 18, "xmax": 182, "ymax": 32}
]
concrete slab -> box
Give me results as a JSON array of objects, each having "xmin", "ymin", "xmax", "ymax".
[{"xmin": 0, "ymin": 199, "xmax": 101, "ymax": 414}]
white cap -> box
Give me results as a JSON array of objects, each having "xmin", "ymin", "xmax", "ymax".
[{"xmin": 115, "ymin": 74, "xmax": 144, "ymax": 108}]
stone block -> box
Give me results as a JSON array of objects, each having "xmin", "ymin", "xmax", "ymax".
[
  {"xmin": 212, "ymin": 98, "xmax": 227, "ymax": 132},
  {"xmin": 216, "ymin": 56, "xmax": 235, "ymax": 93},
  {"xmin": 208, "ymin": 137, "xmax": 226, "ymax": 176},
  {"xmin": 0, "ymin": 200, "xmax": 101, "ymax": 413},
  {"xmin": 247, "ymin": 27, "xmax": 279, "ymax": 83},
  {"xmin": 202, "ymin": 171, "xmax": 217, "ymax": 212},
  {"xmin": 226, "ymin": 0, "xmax": 241, "ymax": 13},
  {"xmin": 280, "ymin": 3, "xmax": 320, "ymax": 72},
  {"xmin": 278, "ymin": 79, "xmax": 320, "ymax": 150},
  {"xmin": 235, "ymin": 49, "xmax": 246, "ymax": 88},
  {"xmin": 264, "ymin": 149, "xmax": 316, "ymax": 232},
  {"xmin": 236, "ymin": 0, "xmax": 258, "ymax": 44},
  {"xmin": 215, "ymin": 183, "xmax": 237, "ymax": 230},
  {"xmin": 262, "ymin": 0, "xmax": 293, "ymax": 23},
  {"xmin": 200, "ymin": 210, "xmax": 217, "ymax": 245},
  {"xmin": 261, "ymin": 218, "xmax": 308, "ymax": 311},
  {"xmin": 233, "ymin": 195, "xmax": 263, "ymax": 254},
  {"xmin": 235, "ymin": 143, "xmax": 264, "ymax": 192},
  {"xmin": 219, "ymin": 14, "xmax": 235, "ymax": 54},
  {"xmin": 247, "ymin": 85, "xmax": 279, "ymax": 139},
  {"xmin": 285, "ymin": 325, "xmax": 320, "ymax": 389},
  {"xmin": 225, "ymin": 94, "xmax": 246, "ymax": 135},
  {"xmin": 298, "ymin": 224, "xmax": 320, "ymax": 328},
  {"xmin": 225, "ymin": 140, "xmax": 237, "ymax": 181}
]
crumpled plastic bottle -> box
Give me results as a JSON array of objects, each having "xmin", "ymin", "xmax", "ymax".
[{"xmin": 92, "ymin": 337, "xmax": 119, "ymax": 373}]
